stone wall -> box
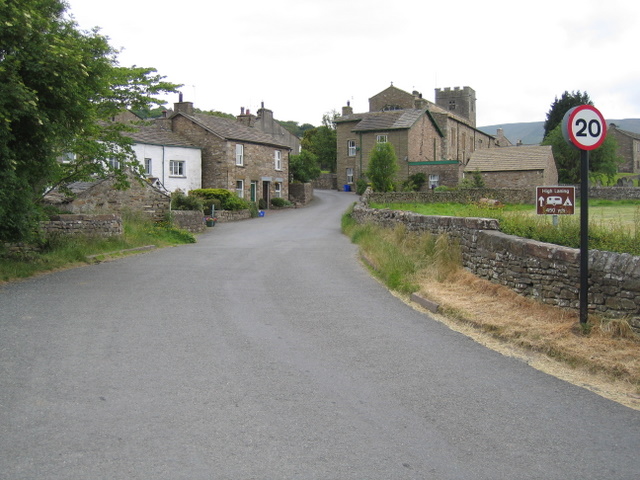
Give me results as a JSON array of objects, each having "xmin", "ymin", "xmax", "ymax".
[
  {"xmin": 171, "ymin": 210, "xmax": 205, "ymax": 233},
  {"xmin": 63, "ymin": 175, "xmax": 170, "ymax": 222},
  {"xmin": 217, "ymin": 209, "xmax": 252, "ymax": 222},
  {"xmin": 366, "ymin": 188, "xmax": 535, "ymax": 205},
  {"xmin": 351, "ymin": 200, "xmax": 640, "ymax": 330},
  {"xmin": 576, "ymin": 186, "xmax": 640, "ymax": 201},
  {"xmin": 289, "ymin": 183, "xmax": 313, "ymax": 205},
  {"xmin": 313, "ymin": 173, "xmax": 338, "ymax": 190},
  {"xmin": 40, "ymin": 214, "xmax": 123, "ymax": 238}
]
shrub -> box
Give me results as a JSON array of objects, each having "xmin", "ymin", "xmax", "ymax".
[
  {"xmin": 355, "ymin": 178, "xmax": 369, "ymax": 195},
  {"xmin": 171, "ymin": 191, "xmax": 203, "ymax": 212},
  {"xmin": 258, "ymin": 198, "xmax": 267, "ymax": 210},
  {"xmin": 271, "ymin": 197, "xmax": 293, "ymax": 208},
  {"xmin": 190, "ymin": 188, "xmax": 250, "ymax": 211},
  {"xmin": 402, "ymin": 173, "xmax": 427, "ymax": 192}
]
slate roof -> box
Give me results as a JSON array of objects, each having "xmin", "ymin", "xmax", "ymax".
[
  {"xmin": 465, "ymin": 145, "xmax": 553, "ymax": 172},
  {"xmin": 612, "ymin": 126, "xmax": 640, "ymax": 141},
  {"xmin": 176, "ymin": 112, "xmax": 291, "ymax": 149},
  {"xmin": 336, "ymin": 109, "xmax": 425, "ymax": 132},
  {"xmin": 128, "ymin": 124, "xmax": 201, "ymax": 149}
]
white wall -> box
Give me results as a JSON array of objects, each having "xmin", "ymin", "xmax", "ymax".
[{"xmin": 132, "ymin": 143, "xmax": 202, "ymax": 193}]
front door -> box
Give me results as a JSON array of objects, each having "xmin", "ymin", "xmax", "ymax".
[
  {"xmin": 250, "ymin": 181, "xmax": 257, "ymax": 202},
  {"xmin": 262, "ymin": 181, "xmax": 270, "ymax": 209}
]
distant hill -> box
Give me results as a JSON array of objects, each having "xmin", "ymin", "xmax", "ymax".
[{"xmin": 479, "ymin": 119, "xmax": 640, "ymax": 146}]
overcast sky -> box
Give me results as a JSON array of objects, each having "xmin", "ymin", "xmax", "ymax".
[{"xmin": 67, "ymin": 0, "xmax": 640, "ymax": 128}]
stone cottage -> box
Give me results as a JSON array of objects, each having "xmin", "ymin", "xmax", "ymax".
[
  {"xmin": 166, "ymin": 99, "xmax": 292, "ymax": 206},
  {"xmin": 335, "ymin": 84, "xmax": 499, "ymax": 190},
  {"xmin": 464, "ymin": 145, "xmax": 558, "ymax": 189}
]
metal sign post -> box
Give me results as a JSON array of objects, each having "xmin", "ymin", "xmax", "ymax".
[{"xmin": 562, "ymin": 105, "xmax": 607, "ymax": 325}]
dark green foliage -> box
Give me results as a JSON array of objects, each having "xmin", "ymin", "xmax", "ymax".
[
  {"xmin": 290, "ymin": 150, "xmax": 321, "ymax": 183},
  {"xmin": 271, "ymin": 197, "xmax": 292, "ymax": 208},
  {"xmin": 355, "ymin": 178, "xmax": 369, "ymax": 195},
  {"xmin": 402, "ymin": 173, "xmax": 427, "ymax": 191},
  {"xmin": 0, "ymin": 0, "xmax": 179, "ymax": 242},
  {"xmin": 543, "ymin": 90, "xmax": 592, "ymax": 139},
  {"xmin": 366, "ymin": 143, "xmax": 398, "ymax": 192},
  {"xmin": 189, "ymin": 188, "xmax": 250, "ymax": 211},
  {"xmin": 301, "ymin": 124, "xmax": 337, "ymax": 173},
  {"xmin": 258, "ymin": 198, "xmax": 268, "ymax": 210},
  {"xmin": 171, "ymin": 191, "xmax": 203, "ymax": 211}
]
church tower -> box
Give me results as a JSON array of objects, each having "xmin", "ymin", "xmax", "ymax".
[{"xmin": 435, "ymin": 86, "xmax": 476, "ymax": 127}]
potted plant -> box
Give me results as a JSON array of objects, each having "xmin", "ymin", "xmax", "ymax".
[{"xmin": 205, "ymin": 216, "xmax": 217, "ymax": 227}]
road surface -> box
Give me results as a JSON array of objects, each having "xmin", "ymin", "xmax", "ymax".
[{"xmin": 1, "ymin": 190, "xmax": 639, "ymax": 479}]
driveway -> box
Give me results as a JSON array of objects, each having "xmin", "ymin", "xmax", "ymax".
[{"xmin": 1, "ymin": 189, "xmax": 639, "ymax": 479}]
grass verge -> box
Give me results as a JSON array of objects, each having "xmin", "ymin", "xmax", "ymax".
[
  {"xmin": 342, "ymin": 206, "xmax": 640, "ymax": 408},
  {"xmin": 0, "ymin": 212, "xmax": 196, "ymax": 283}
]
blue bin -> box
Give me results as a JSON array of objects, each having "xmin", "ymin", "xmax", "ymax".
[
  {"xmin": 258, "ymin": 211, "xmax": 265, "ymax": 217},
  {"xmin": 343, "ymin": 184, "xmax": 351, "ymax": 192}
]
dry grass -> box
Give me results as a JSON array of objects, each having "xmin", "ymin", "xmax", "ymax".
[{"xmin": 412, "ymin": 269, "xmax": 640, "ymax": 409}]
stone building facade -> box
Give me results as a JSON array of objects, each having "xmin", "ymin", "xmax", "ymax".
[
  {"xmin": 336, "ymin": 85, "xmax": 498, "ymax": 190},
  {"xmin": 607, "ymin": 124, "xmax": 640, "ymax": 174},
  {"xmin": 169, "ymin": 100, "xmax": 291, "ymax": 206},
  {"xmin": 464, "ymin": 145, "xmax": 558, "ymax": 189}
]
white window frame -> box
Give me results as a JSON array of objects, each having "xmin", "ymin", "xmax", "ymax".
[
  {"xmin": 376, "ymin": 134, "xmax": 388, "ymax": 144},
  {"xmin": 347, "ymin": 140, "xmax": 357, "ymax": 157},
  {"xmin": 236, "ymin": 144, "xmax": 244, "ymax": 166},
  {"xmin": 144, "ymin": 158, "xmax": 152, "ymax": 176},
  {"xmin": 346, "ymin": 167, "xmax": 354, "ymax": 184},
  {"xmin": 169, "ymin": 160, "xmax": 185, "ymax": 177},
  {"xmin": 429, "ymin": 174, "xmax": 440, "ymax": 189},
  {"xmin": 236, "ymin": 179, "xmax": 244, "ymax": 198},
  {"xmin": 274, "ymin": 182, "xmax": 282, "ymax": 198},
  {"xmin": 275, "ymin": 150, "xmax": 282, "ymax": 170},
  {"xmin": 107, "ymin": 157, "xmax": 120, "ymax": 169}
]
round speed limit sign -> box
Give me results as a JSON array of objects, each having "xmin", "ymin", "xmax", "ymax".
[{"xmin": 562, "ymin": 105, "xmax": 607, "ymax": 150}]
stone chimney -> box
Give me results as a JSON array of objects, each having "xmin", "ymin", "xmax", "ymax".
[
  {"xmin": 342, "ymin": 100, "xmax": 353, "ymax": 116},
  {"xmin": 237, "ymin": 106, "xmax": 255, "ymax": 127},
  {"xmin": 174, "ymin": 93, "xmax": 194, "ymax": 115}
]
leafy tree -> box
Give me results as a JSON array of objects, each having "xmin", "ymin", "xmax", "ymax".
[
  {"xmin": 366, "ymin": 142, "xmax": 398, "ymax": 192},
  {"xmin": 279, "ymin": 120, "xmax": 315, "ymax": 137},
  {"xmin": 301, "ymin": 125, "xmax": 337, "ymax": 172},
  {"xmin": 543, "ymin": 91, "xmax": 592, "ymax": 139},
  {"xmin": 542, "ymin": 125, "xmax": 622, "ymax": 184},
  {"xmin": 289, "ymin": 150, "xmax": 321, "ymax": 183},
  {"xmin": 0, "ymin": 0, "xmax": 179, "ymax": 242},
  {"xmin": 194, "ymin": 108, "xmax": 236, "ymax": 120}
]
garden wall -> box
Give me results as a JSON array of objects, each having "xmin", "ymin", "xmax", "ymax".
[
  {"xmin": 313, "ymin": 173, "xmax": 338, "ymax": 190},
  {"xmin": 289, "ymin": 183, "xmax": 314, "ymax": 206},
  {"xmin": 40, "ymin": 214, "xmax": 123, "ymax": 238},
  {"xmin": 216, "ymin": 209, "xmax": 251, "ymax": 222},
  {"xmin": 171, "ymin": 210, "xmax": 206, "ymax": 233},
  {"xmin": 352, "ymin": 198, "xmax": 640, "ymax": 331}
]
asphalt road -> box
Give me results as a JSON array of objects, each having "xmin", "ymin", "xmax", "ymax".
[{"xmin": 1, "ymin": 189, "xmax": 639, "ymax": 479}]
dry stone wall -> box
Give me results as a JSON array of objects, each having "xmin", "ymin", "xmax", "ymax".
[
  {"xmin": 352, "ymin": 199, "xmax": 640, "ymax": 330},
  {"xmin": 289, "ymin": 183, "xmax": 313, "ymax": 205},
  {"xmin": 40, "ymin": 214, "xmax": 123, "ymax": 238},
  {"xmin": 171, "ymin": 210, "xmax": 205, "ymax": 233}
]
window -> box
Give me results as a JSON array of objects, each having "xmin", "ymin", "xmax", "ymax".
[
  {"xmin": 236, "ymin": 180, "xmax": 244, "ymax": 198},
  {"xmin": 429, "ymin": 174, "xmax": 440, "ymax": 189},
  {"xmin": 144, "ymin": 158, "xmax": 152, "ymax": 176},
  {"xmin": 107, "ymin": 158, "xmax": 120, "ymax": 169},
  {"xmin": 275, "ymin": 150, "xmax": 282, "ymax": 170},
  {"xmin": 376, "ymin": 135, "xmax": 388, "ymax": 144},
  {"xmin": 236, "ymin": 144, "xmax": 244, "ymax": 166},
  {"xmin": 274, "ymin": 182, "xmax": 282, "ymax": 198},
  {"xmin": 449, "ymin": 100, "xmax": 456, "ymax": 111},
  {"xmin": 347, "ymin": 140, "xmax": 357, "ymax": 157},
  {"xmin": 346, "ymin": 168, "xmax": 354, "ymax": 184},
  {"xmin": 169, "ymin": 160, "xmax": 185, "ymax": 176},
  {"xmin": 61, "ymin": 152, "xmax": 75, "ymax": 163}
]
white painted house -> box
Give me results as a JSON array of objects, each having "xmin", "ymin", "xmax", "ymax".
[{"xmin": 129, "ymin": 124, "xmax": 202, "ymax": 193}]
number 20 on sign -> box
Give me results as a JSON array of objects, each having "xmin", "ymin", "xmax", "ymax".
[{"xmin": 562, "ymin": 105, "xmax": 607, "ymax": 150}]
